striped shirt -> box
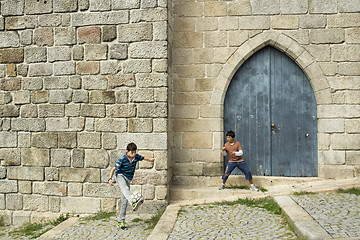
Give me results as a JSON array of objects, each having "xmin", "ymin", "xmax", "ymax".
[{"xmin": 114, "ymin": 153, "xmax": 144, "ymax": 181}]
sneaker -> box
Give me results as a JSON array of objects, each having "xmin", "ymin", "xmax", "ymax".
[
  {"xmin": 118, "ymin": 222, "xmax": 127, "ymax": 230},
  {"xmin": 132, "ymin": 196, "xmax": 144, "ymax": 211},
  {"xmin": 250, "ymin": 185, "xmax": 259, "ymax": 192},
  {"xmin": 219, "ymin": 183, "xmax": 226, "ymax": 190}
]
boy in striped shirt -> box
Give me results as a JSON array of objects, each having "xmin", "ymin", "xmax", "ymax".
[{"xmin": 108, "ymin": 142, "xmax": 155, "ymax": 230}]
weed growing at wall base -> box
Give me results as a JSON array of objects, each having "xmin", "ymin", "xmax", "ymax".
[{"xmin": 337, "ymin": 187, "xmax": 360, "ymax": 195}]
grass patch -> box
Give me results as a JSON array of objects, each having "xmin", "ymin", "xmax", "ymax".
[
  {"xmin": 83, "ymin": 211, "xmax": 116, "ymax": 221},
  {"xmin": 337, "ymin": 187, "xmax": 360, "ymax": 195},
  {"xmin": 0, "ymin": 216, "xmax": 4, "ymax": 227},
  {"xmin": 293, "ymin": 191, "xmax": 316, "ymax": 195},
  {"xmin": 214, "ymin": 197, "xmax": 281, "ymax": 215},
  {"xmin": 131, "ymin": 218, "xmax": 143, "ymax": 223},
  {"xmin": 228, "ymin": 185, "xmax": 268, "ymax": 192},
  {"xmin": 8, "ymin": 214, "xmax": 70, "ymax": 239},
  {"xmin": 144, "ymin": 209, "xmax": 165, "ymax": 230}
]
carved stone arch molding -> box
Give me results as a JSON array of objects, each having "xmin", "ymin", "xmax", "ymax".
[{"xmin": 211, "ymin": 31, "xmax": 332, "ymax": 114}]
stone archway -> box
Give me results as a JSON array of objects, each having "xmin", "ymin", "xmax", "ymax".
[{"xmin": 211, "ymin": 31, "xmax": 331, "ymax": 176}]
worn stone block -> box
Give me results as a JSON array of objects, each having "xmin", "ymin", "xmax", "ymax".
[
  {"xmin": 129, "ymin": 89, "xmax": 154, "ymax": 103},
  {"xmin": 45, "ymin": 118, "xmax": 68, "ymax": 132},
  {"xmin": 13, "ymin": 91, "xmax": 30, "ymax": 105},
  {"xmin": 1, "ymin": 77, "xmax": 21, "ymax": 91},
  {"xmin": 309, "ymin": 0, "xmax": 337, "ymax": 13},
  {"xmin": 136, "ymin": 73, "xmax": 167, "ymax": 87},
  {"xmin": 31, "ymin": 132, "xmax": 58, "ymax": 148},
  {"xmin": 0, "ymin": 48, "xmax": 24, "ymax": 64},
  {"xmin": 78, "ymin": 132, "xmax": 101, "ymax": 148},
  {"xmin": 58, "ymin": 132, "xmax": 77, "ymax": 149},
  {"xmin": 2, "ymin": 0, "xmax": 24, "ymax": 16},
  {"xmin": 0, "ymin": 132, "xmax": 17, "ymax": 147},
  {"xmin": 51, "ymin": 149, "xmax": 71, "ymax": 167},
  {"xmin": 80, "ymin": 104, "xmax": 105, "ymax": 117},
  {"xmin": 271, "ymin": 15, "xmax": 298, "ymax": 29},
  {"xmin": 173, "ymin": 32, "xmax": 202, "ymax": 48},
  {"xmin": 23, "ymin": 195, "xmax": 48, "ymax": 211},
  {"xmin": 280, "ymin": 0, "xmax": 308, "ymax": 14},
  {"xmin": 25, "ymin": 0, "xmax": 53, "ymax": 14},
  {"xmin": 84, "ymin": 44, "xmax": 107, "ymax": 60},
  {"xmin": 54, "ymin": 0, "xmax": 77, "ymax": 12},
  {"xmin": 0, "ymin": 92, "xmax": 12, "ymax": 104},
  {"xmin": 45, "ymin": 167, "xmax": 59, "ymax": 181},
  {"xmin": 28, "ymin": 63, "xmax": 53, "ymax": 76},
  {"xmin": 49, "ymin": 196, "xmax": 60, "ymax": 212},
  {"xmin": 33, "ymin": 182, "xmax": 66, "ymax": 196},
  {"xmin": 109, "ymin": 44, "xmax": 127, "ymax": 60},
  {"xmin": 0, "ymin": 32, "xmax": 19, "ymax": 48},
  {"xmin": 31, "ymin": 90, "xmax": 48, "ymax": 103},
  {"xmin": 95, "ymin": 118, "xmax": 127, "ymax": 132},
  {"xmin": 339, "ymin": 62, "xmax": 360, "ymax": 76},
  {"xmin": 117, "ymin": 133, "xmax": 167, "ymax": 150},
  {"xmin": 129, "ymin": 41, "xmax": 167, "ymax": 58},
  {"xmin": 319, "ymin": 165, "xmax": 354, "ymax": 179},
  {"xmin": 102, "ymin": 133, "xmax": 116, "ymax": 150},
  {"xmin": 100, "ymin": 60, "xmax": 121, "ymax": 75},
  {"xmin": 331, "ymin": 134, "xmax": 360, "ymax": 150},
  {"xmin": 102, "ymin": 25, "xmax": 117, "ymax": 42},
  {"xmin": 84, "ymin": 149, "xmax": 109, "ymax": 168},
  {"xmin": 0, "ymin": 180, "xmax": 18, "ymax": 193},
  {"xmin": 34, "ymin": 28, "xmax": 54, "ymax": 46},
  {"xmin": 76, "ymin": 61, "xmax": 100, "ymax": 75},
  {"xmin": 60, "ymin": 167, "xmax": 100, "ymax": 183},
  {"xmin": 106, "ymin": 104, "xmax": 136, "ymax": 118},
  {"xmin": 128, "ymin": 118, "xmax": 152, "ymax": 133},
  {"xmin": 11, "ymin": 118, "xmax": 45, "ymax": 132},
  {"xmin": 77, "ymin": 26, "xmax": 101, "ymax": 44},
  {"xmin": 65, "ymin": 183, "xmax": 82, "ymax": 197},
  {"xmin": 24, "ymin": 47, "xmax": 47, "ymax": 63},
  {"xmin": 48, "ymin": 90, "xmax": 72, "ymax": 104},
  {"xmin": 54, "ymin": 27, "xmax": 76, "ymax": 46},
  {"xmin": 132, "ymin": 170, "xmax": 167, "ymax": 185},
  {"xmin": 72, "ymin": 149, "xmax": 84, "ymax": 168},
  {"xmin": 90, "ymin": 0, "xmax": 111, "ymax": 11},
  {"xmin": 318, "ymin": 119, "xmax": 344, "ymax": 133},
  {"xmin": 6, "ymin": 194, "xmax": 23, "ymax": 210},
  {"xmin": 310, "ymin": 29, "xmax": 345, "ymax": 44},
  {"xmin": 0, "ymin": 149, "xmax": 20, "ymax": 166},
  {"xmin": 21, "ymin": 148, "xmax": 50, "ymax": 166},
  {"xmin": 112, "ymin": 0, "xmax": 140, "ymax": 9},
  {"xmin": 107, "ymin": 75, "xmax": 134, "ymax": 89},
  {"xmin": 137, "ymin": 103, "xmax": 167, "ymax": 118},
  {"xmin": 251, "ymin": 0, "xmax": 280, "ymax": 14},
  {"xmin": 8, "ymin": 166, "xmax": 44, "ymax": 181},
  {"xmin": 319, "ymin": 151, "xmax": 345, "ymax": 165},
  {"xmin": 72, "ymin": 12, "xmax": 129, "ymax": 26},
  {"xmin": 123, "ymin": 59, "xmax": 151, "ymax": 73},
  {"xmin": 118, "ymin": 23, "xmax": 152, "ymax": 42},
  {"xmin": 48, "ymin": 47, "xmax": 71, "ymax": 63},
  {"xmin": 238, "ymin": 16, "xmax": 270, "ymax": 30},
  {"xmin": 73, "ymin": 46, "xmax": 84, "ymax": 60},
  {"xmin": 18, "ymin": 181, "xmax": 31, "ymax": 194}
]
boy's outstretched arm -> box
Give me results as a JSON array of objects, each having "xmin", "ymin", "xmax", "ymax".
[
  {"xmin": 144, "ymin": 157, "xmax": 155, "ymax": 162},
  {"xmin": 108, "ymin": 167, "xmax": 116, "ymax": 186}
]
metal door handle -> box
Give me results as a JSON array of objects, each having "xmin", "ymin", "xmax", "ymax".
[{"xmin": 271, "ymin": 123, "xmax": 276, "ymax": 134}]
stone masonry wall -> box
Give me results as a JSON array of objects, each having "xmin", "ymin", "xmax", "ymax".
[
  {"xmin": 0, "ymin": 0, "xmax": 169, "ymax": 225},
  {"xmin": 169, "ymin": 0, "xmax": 360, "ymax": 187}
]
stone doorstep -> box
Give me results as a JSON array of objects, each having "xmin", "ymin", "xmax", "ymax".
[{"xmin": 170, "ymin": 176, "xmax": 360, "ymax": 202}]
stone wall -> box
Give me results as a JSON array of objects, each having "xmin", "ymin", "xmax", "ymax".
[
  {"xmin": 169, "ymin": 0, "xmax": 360, "ymax": 186},
  {"xmin": 0, "ymin": 0, "xmax": 169, "ymax": 225}
]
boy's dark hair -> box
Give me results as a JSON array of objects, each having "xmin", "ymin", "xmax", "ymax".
[
  {"xmin": 226, "ymin": 130, "xmax": 235, "ymax": 138},
  {"xmin": 127, "ymin": 142, "xmax": 137, "ymax": 151}
]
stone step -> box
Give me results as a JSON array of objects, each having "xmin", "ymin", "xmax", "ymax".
[{"xmin": 170, "ymin": 177, "xmax": 360, "ymax": 203}]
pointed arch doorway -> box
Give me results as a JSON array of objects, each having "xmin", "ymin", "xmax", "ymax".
[{"xmin": 224, "ymin": 46, "xmax": 318, "ymax": 177}]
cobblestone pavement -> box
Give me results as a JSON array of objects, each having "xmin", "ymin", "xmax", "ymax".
[
  {"xmin": 1, "ymin": 192, "xmax": 359, "ymax": 239},
  {"xmin": 168, "ymin": 204, "xmax": 297, "ymax": 240},
  {"xmin": 55, "ymin": 214, "xmax": 153, "ymax": 240},
  {"xmin": 292, "ymin": 193, "xmax": 360, "ymax": 239}
]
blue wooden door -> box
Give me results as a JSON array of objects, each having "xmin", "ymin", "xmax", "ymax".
[{"xmin": 224, "ymin": 46, "xmax": 317, "ymax": 177}]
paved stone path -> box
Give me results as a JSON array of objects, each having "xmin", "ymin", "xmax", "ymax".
[
  {"xmin": 1, "ymin": 192, "xmax": 359, "ymax": 239},
  {"xmin": 168, "ymin": 204, "xmax": 297, "ymax": 240},
  {"xmin": 54, "ymin": 214, "xmax": 152, "ymax": 240},
  {"xmin": 292, "ymin": 193, "xmax": 360, "ymax": 239}
]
